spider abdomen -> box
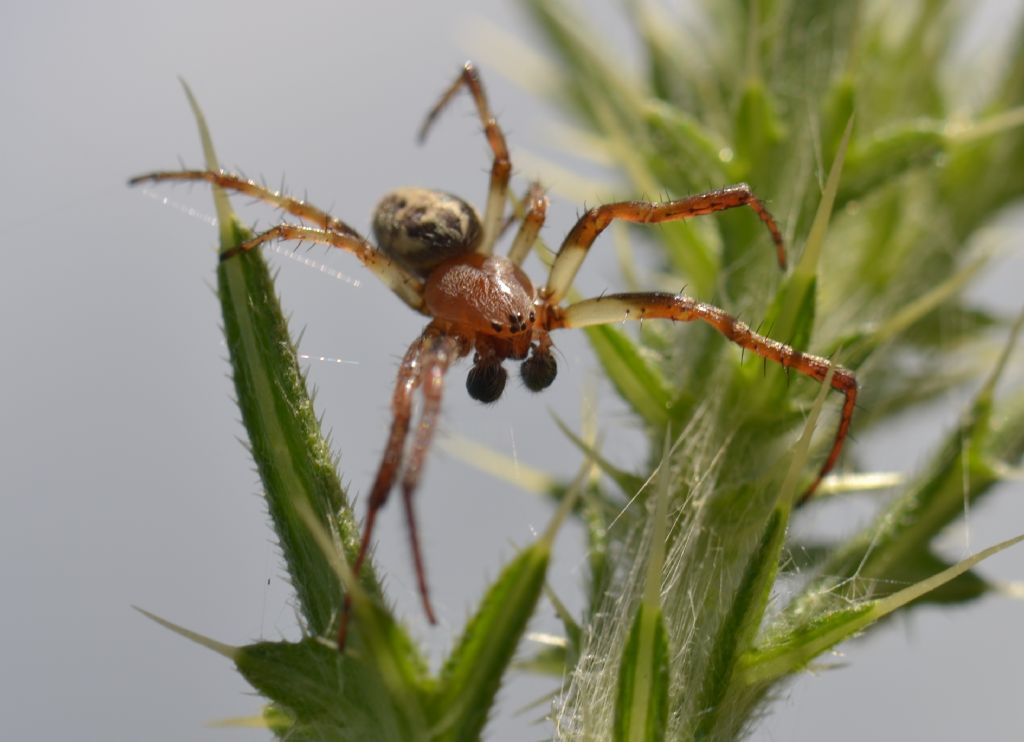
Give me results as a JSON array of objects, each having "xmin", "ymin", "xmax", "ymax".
[
  {"xmin": 424, "ymin": 253, "xmax": 537, "ymax": 337},
  {"xmin": 372, "ymin": 187, "xmax": 483, "ymax": 276}
]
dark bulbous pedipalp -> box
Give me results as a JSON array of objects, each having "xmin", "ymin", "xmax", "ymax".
[
  {"xmin": 520, "ymin": 347, "xmax": 557, "ymax": 391},
  {"xmin": 466, "ymin": 360, "xmax": 507, "ymax": 403}
]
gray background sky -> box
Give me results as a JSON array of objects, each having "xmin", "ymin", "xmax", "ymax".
[{"xmin": 2, "ymin": 1, "xmax": 1022, "ymax": 740}]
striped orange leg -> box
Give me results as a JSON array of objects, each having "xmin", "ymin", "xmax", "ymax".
[
  {"xmin": 129, "ymin": 169, "xmax": 427, "ymax": 310},
  {"xmin": 550, "ymin": 292, "xmax": 856, "ymax": 501},
  {"xmin": 398, "ymin": 332, "xmax": 466, "ymax": 624},
  {"xmin": 339, "ymin": 330, "xmax": 426, "ymax": 648},
  {"xmin": 219, "ymin": 223, "xmax": 426, "ymax": 312},
  {"xmin": 506, "ymin": 182, "xmax": 549, "ymax": 266},
  {"xmin": 129, "ymin": 169, "xmax": 360, "ymax": 235},
  {"xmin": 339, "ymin": 327, "xmax": 467, "ymax": 648},
  {"xmin": 418, "ymin": 61, "xmax": 511, "ymax": 253},
  {"xmin": 544, "ymin": 185, "xmax": 786, "ymax": 305}
]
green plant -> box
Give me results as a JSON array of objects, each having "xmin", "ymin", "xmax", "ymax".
[{"xmin": 136, "ymin": 1, "xmax": 1024, "ymax": 739}]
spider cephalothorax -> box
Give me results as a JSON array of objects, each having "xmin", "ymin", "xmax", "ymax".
[{"xmin": 130, "ymin": 62, "xmax": 857, "ymax": 648}]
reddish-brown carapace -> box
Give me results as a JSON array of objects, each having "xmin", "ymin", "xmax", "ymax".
[{"xmin": 130, "ymin": 62, "xmax": 857, "ymax": 649}]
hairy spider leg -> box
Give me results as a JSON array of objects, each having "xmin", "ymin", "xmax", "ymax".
[
  {"xmin": 544, "ymin": 185, "xmax": 787, "ymax": 305},
  {"xmin": 341, "ymin": 327, "xmax": 467, "ymax": 648},
  {"xmin": 495, "ymin": 182, "xmax": 545, "ymax": 244},
  {"xmin": 219, "ymin": 223, "xmax": 426, "ymax": 311},
  {"xmin": 494, "ymin": 180, "xmax": 546, "ymax": 239},
  {"xmin": 550, "ymin": 293, "xmax": 857, "ymax": 501},
  {"xmin": 128, "ymin": 170, "xmax": 427, "ymax": 307},
  {"xmin": 418, "ymin": 61, "xmax": 511, "ymax": 254},
  {"xmin": 398, "ymin": 332, "xmax": 466, "ymax": 617},
  {"xmin": 506, "ymin": 182, "xmax": 549, "ymax": 266},
  {"xmin": 129, "ymin": 169, "xmax": 360, "ymax": 235},
  {"xmin": 339, "ymin": 332, "xmax": 425, "ymax": 648}
]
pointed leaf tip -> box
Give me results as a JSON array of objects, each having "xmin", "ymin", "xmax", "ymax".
[{"xmin": 132, "ymin": 605, "xmax": 238, "ymax": 659}]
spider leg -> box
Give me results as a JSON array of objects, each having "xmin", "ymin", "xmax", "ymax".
[
  {"xmin": 418, "ymin": 61, "xmax": 511, "ymax": 254},
  {"xmin": 128, "ymin": 169, "xmax": 359, "ymax": 235},
  {"xmin": 551, "ymin": 292, "xmax": 856, "ymax": 501},
  {"xmin": 496, "ymin": 181, "xmax": 546, "ymax": 243},
  {"xmin": 355, "ymin": 333, "xmax": 424, "ymax": 567},
  {"xmin": 129, "ymin": 170, "xmax": 428, "ymax": 309},
  {"xmin": 399, "ymin": 332, "xmax": 466, "ymax": 623},
  {"xmin": 544, "ymin": 185, "xmax": 786, "ymax": 305},
  {"xmin": 506, "ymin": 182, "xmax": 549, "ymax": 266},
  {"xmin": 339, "ymin": 327, "xmax": 467, "ymax": 648},
  {"xmin": 341, "ymin": 330, "xmax": 426, "ymax": 648},
  {"xmin": 225, "ymin": 223, "xmax": 426, "ymax": 312}
]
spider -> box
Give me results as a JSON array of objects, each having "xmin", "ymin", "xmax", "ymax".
[{"xmin": 131, "ymin": 62, "xmax": 857, "ymax": 647}]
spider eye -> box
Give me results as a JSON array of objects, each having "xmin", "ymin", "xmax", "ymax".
[
  {"xmin": 466, "ymin": 361, "xmax": 507, "ymax": 404},
  {"xmin": 520, "ymin": 348, "xmax": 557, "ymax": 392}
]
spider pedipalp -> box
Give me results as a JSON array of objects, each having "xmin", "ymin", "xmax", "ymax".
[
  {"xmin": 521, "ymin": 344, "xmax": 557, "ymax": 391},
  {"xmin": 466, "ymin": 356, "xmax": 508, "ymax": 403}
]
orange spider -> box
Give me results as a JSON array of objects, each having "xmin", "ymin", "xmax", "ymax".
[{"xmin": 130, "ymin": 62, "xmax": 857, "ymax": 648}]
